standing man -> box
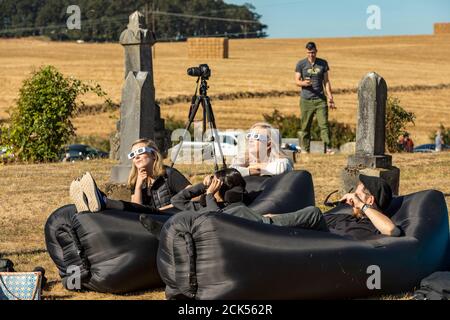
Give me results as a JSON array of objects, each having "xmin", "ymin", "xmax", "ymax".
[{"xmin": 295, "ymin": 42, "xmax": 335, "ymax": 154}]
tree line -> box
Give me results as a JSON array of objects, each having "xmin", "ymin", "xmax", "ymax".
[{"xmin": 0, "ymin": 0, "xmax": 267, "ymax": 42}]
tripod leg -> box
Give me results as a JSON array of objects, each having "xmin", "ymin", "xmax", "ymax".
[
  {"xmin": 199, "ymin": 98, "xmax": 218, "ymax": 171},
  {"xmin": 170, "ymin": 96, "xmax": 202, "ymax": 167},
  {"xmin": 203, "ymin": 96, "xmax": 227, "ymax": 170}
]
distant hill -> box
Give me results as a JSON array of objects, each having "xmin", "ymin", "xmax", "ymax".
[{"xmin": 0, "ymin": 0, "xmax": 267, "ymax": 42}]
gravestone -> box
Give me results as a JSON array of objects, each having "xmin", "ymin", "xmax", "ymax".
[
  {"xmin": 108, "ymin": 11, "xmax": 170, "ymax": 196},
  {"xmin": 341, "ymin": 72, "xmax": 400, "ymax": 195},
  {"xmin": 310, "ymin": 141, "xmax": 325, "ymax": 154}
]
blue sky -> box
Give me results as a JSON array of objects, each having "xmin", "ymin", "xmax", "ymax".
[{"xmin": 225, "ymin": 0, "xmax": 450, "ymax": 38}]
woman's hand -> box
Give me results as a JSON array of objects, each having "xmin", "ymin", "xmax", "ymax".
[
  {"xmin": 135, "ymin": 167, "xmax": 148, "ymax": 189},
  {"xmin": 206, "ymin": 177, "xmax": 223, "ymax": 195}
]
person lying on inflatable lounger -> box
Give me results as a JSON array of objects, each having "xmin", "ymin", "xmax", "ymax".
[
  {"xmin": 140, "ymin": 170, "xmax": 401, "ymax": 241},
  {"xmin": 231, "ymin": 122, "xmax": 293, "ymax": 177},
  {"xmin": 69, "ymin": 138, "xmax": 191, "ymax": 214},
  {"xmin": 322, "ymin": 175, "xmax": 402, "ymax": 239}
]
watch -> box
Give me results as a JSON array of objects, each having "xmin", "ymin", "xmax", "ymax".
[{"xmin": 361, "ymin": 204, "xmax": 373, "ymax": 213}]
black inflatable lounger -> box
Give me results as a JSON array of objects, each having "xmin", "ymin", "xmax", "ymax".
[
  {"xmin": 45, "ymin": 171, "xmax": 315, "ymax": 294},
  {"xmin": 45, "ymin": 204, "xmax": 169, "ymax": 293},
  {"xmin": 157, "ymin": 190, "xmax": 450, "ymax": 299}
]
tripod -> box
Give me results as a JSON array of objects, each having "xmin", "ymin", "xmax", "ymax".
[{"xmin": 170, "ymin": 77, "xmax": 227, "ymax": 171}]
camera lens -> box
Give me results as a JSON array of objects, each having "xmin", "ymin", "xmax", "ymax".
[
  {"xmin": 187, "ymin": 67, "xmax": 202, "ymax": 77},
  {"xmin": 187, "ymin": 64, "xmax": 211, "ymax": 79}
]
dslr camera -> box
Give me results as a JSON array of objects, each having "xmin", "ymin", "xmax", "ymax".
[{"xmin": 187, "ymin": 64, "xmax": 211, "ymax": 80}]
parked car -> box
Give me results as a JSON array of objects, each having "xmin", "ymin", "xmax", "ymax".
[
  {"xmin": 169, "ymin": 130, "xmax": 243, "ymax": 163},
  {"xmin": 61, "ymin": 144, "xmax": 109, "ymax": 162},
  {"xmin": 413, "ymin": 143, "xmax": 450, "ymax": 153},
  {"xmin": 0, "ymin": 145, "xmax": 14, "ymax": 161}
]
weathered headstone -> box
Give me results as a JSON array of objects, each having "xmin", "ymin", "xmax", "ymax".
[
  {"xmin": 310, "ymin": 141, "xmax": 325, "ymax": 154},
  {"xmin": 109, "ymin": 11, "xmax": 170, "ymax": 190},
  {"xmin": 339, "ymin": 142, "xmax": 356, "ymax": 154},
  {"xmin": 341, "ymin": 72, "xmax": 400, "ymax": 195}
]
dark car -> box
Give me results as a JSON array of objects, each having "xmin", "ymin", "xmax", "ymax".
[
  {"xmin": 61, "ymin": 144, "xmax": 109, "ymax": 161},
  {"xmin": 413, "ymin": 143, "xmax": 450, "ymax": 153}
]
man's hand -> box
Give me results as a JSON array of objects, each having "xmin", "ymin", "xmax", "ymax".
[
  {"xmin": 339, "ymin": 193, "xmax": 364, "ymax": 210},
  {"xmin": 206, "ymin": 177, "xmax": 223, "ymax": 195},
  {"xmin": 328, "ymin": 97, "xmax": 336, "ymax": 110},
  {"xmin": 301, "ymin": 79, "xmax": 312, "ymax": 87}
]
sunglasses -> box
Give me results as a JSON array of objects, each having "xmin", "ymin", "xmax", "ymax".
[
  {"xmin": 246, "ymin": 132, "xmax": 268, "ymax": 142},
  {"xmin": 127, "ymin": 146, "xmax": 155, "ymax": 160}
]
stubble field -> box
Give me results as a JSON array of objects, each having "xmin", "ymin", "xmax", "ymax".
[
  {"xmin": 1, "ymin": 34, "xmax": 450, "ymax": 143},
  {"xmin": 0, "ymin": 35, "xmax": 449, "ymax": 300}
]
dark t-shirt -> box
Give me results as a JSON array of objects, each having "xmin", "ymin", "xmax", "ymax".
[
  {"xmin": 131, "ymin": 166, "xmax": 191, "ymax": 207},
  {"xmin": 295, "ymin": 57, "xmax": 329, "ymax": 100},
  {"xmin": 324, "ymin": 213, "xmax": 380, "ymax": 240}
]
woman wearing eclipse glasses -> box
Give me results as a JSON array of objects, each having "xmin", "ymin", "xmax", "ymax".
[
  {"xmin": 231, "ymin": 122, "xmax": 293, "ymax": 176},
  {"xmin": 69, "ymin": 138, "xmax": 191, "ymax": 214}
]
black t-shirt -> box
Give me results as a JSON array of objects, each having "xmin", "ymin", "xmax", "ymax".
[
  {"xmin": 324, "ymin": 213, "xmax": 380, "ymax": 240},
  {"xmin": 131, "ymin": 166, "xmax": 191, "ymax": 207}
]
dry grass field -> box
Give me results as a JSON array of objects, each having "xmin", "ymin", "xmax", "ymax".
[
  {"xmin": 0, "ymin": 153, "xmax": 449, "ymax": 300},
  {"xmin": 0, "ymin": 35, "xmax": 449, "ymax": 300},
  {"xmin": 1, "ymin": 35, "xmax": 450, "ymax": 144}
]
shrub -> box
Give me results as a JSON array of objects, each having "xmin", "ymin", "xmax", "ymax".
[
  {"xmin": 385, "ymin": 96, "xmax": 415, "ymax": 153},
  {"xmin": 262, "ymin": 109, "xmax": 356, "ymax": 149},
  {"xmin": 0, "ymin": 65, "xmax": 111, "ymax": 162}
]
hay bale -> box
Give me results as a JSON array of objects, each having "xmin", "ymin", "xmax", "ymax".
[
  {"xmin": 187, "ymin": 37, "xmax": 229, "ymax": 59},
  {"xmin": 434, "ymin": 23, "xmax": 450, "ymax": 34}
]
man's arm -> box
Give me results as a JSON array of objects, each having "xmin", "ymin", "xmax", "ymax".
[
  {"xmin": 363, "ymin": 207, "xmax": 401, "ymax": 237},
  {"xmin": 341, "ymin": 193, "xmax": 401, "ymax": 236},
  {"xmin": 295, "ymin": 72, "xmax": 311, "ymax": 87},
  {"xmin": 323, "ymin": 72, "xmax": 336, "ymax": 109}
]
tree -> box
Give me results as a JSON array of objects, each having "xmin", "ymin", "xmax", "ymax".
[
  {"xmin": 0, "ymin": 65, "xmax": 111, "ymax": 162},
  {"xmin": 0, "ymin": 0, "xmax": 267, "ymax": 41},
  {"xmin": 385, "ymin": 96, "xmax": 415, "ymax": 153}
]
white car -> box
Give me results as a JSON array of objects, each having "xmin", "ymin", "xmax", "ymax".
[{"xmin": 169, "ymin": 130, "xmax": 244, "ymax": 164}]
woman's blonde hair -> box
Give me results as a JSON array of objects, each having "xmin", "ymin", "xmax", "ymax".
[
  {"xmin": 238, "ymin": 122, "xmax": 288, "ymax": 166},
  {"xmin": 127, "ymin": 138, "xmax": 165, "ymax": 190}
]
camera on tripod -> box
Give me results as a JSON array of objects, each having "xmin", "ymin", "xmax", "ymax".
[
  {"xmin": 187, "ymin": 64, "xmax": 211, "ymax": 80},
  {"xmin": 170, "ymin": 63, "xmax": 226, "ymax": 171}
]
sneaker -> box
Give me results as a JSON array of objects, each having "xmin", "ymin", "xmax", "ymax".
[
  {"xmin": 325, "ymin": 148, "xmax": 335, "ymax": 155},
  {"xmin": 79, "ymin": 172, "xmax": 106, "ymax": 212},
  {"xmin": 139, "ymin": 214, "xmax": 164, "ymax": 240},
  {"xmin": 69, "ymin": 178, "xmax": 89, "ymax": 213}
]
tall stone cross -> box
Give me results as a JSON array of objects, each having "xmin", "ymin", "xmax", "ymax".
[
  {"xmin": 341, "ymin": 72, "xmax": 400, "ymax": 195},
  {"xmin": 110, "ymin": 11, "xmax": 157, "ymax": 184}
]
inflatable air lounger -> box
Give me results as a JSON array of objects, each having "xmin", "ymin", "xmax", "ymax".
[
  {"xmin": 45, "ymin": 171, "xmax": 314, "ymax": 294},
  {"xmin": 157, "ymin": 190, "xmax": 450, "ymax": 299}
]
